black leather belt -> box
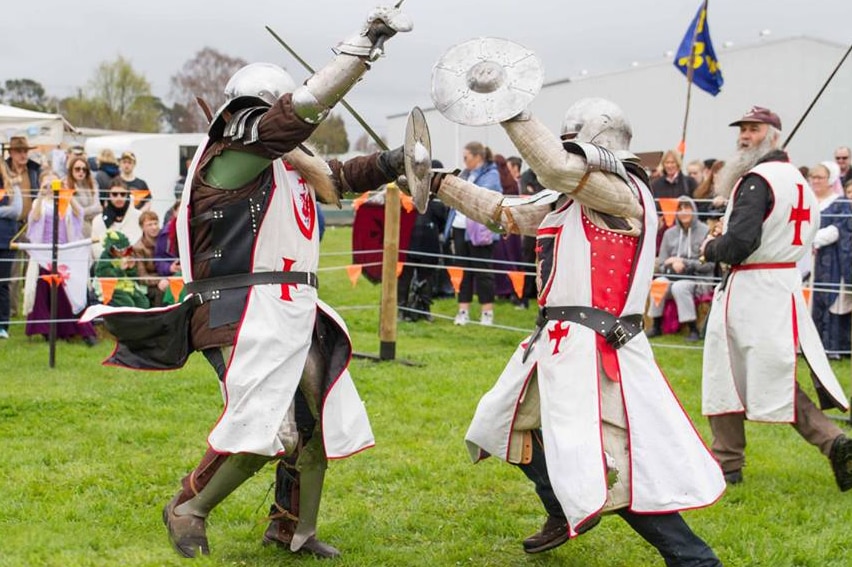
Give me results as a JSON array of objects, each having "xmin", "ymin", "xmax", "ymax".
[
  {"xmin": 186, "ymin": 271, "xmax": 318, "ymax": 304},
  {"xmin": 523, "ymin": 305, "xmax": 643, "ymax": 363}
]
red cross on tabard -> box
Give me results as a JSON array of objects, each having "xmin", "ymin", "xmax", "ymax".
[
  {"xmin": 279, "ymin": 257, "xmax": 297, "ymax": 301},
  {"xmin": 548, "ymin": 321, "xmax": 570, "ymax": 355},
  {"xmin": 788, "ymin": 183, "xmax": 811, "ymax": 246}
]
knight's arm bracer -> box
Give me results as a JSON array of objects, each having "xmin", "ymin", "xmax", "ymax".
[
  {"xmin": 501, "ymin": 116, "xmax": 642, "ymax": 220},
  {"xmin": 327, "ymin": 151, "xmax": 399, "ymax": 196},
  {"xmin": 291, "ymin": 7, "xmax": 412, "ymax": 124},
  {"xmin": 436, "ymin": 175, "xmax": 558, "ymax": 237}
]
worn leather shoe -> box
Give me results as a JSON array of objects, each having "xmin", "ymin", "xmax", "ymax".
[
  {"xmin": 262, "ymin": 519, "xmax": 341, "ymax": 559},
  {"xmin": 830, "ymin": 435, "xmax": 852, "ymax": 492},
  {"xmin": 162, "ymin": 495, "xmax": 209, "ymax": 558},
  {"xmin": 522, "ymin": 514, "xmax": 600, "ymax": 554},
  {"xmin": 724, "ymin": 469, "xmax": 743, "ymax": 485}
]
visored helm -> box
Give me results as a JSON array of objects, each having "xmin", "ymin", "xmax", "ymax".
[
  {"xmin": 560, "ymin": 98, "xmax": 632, "ymax": 152},
  {"xmin": 210, "ymin": 63, "xmax": 297, "ymax": 135}
]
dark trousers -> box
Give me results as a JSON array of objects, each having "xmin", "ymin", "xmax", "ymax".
[
  {"xmin": 397, "ymin": 262, "xmax": 435, "ymax": 310},
  {"xmin": 452, "ymin": 227, "xmax": 494, "ymax": 304},
  {"xmin": 515, "ymin": 430, "xmax": 721, "ymax": 567},
  {"xmin": 709, "ymin": 383, "xmax": 843, "ymax": 474},
  {"xmin": 0, "ymin": 249, "xmax": 13, "ymax": 331}
]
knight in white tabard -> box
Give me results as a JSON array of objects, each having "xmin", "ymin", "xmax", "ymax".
[
  {"xmin": 430, "ymin": 39, "xmax": 725, "ymax": 561},
  {"xmin": 700, "ymin": 106, "xmax": 852, "ymax": 490},
  {"xmin": 81, "ymin": 6, "xmax": 412, "ymax": 560}
]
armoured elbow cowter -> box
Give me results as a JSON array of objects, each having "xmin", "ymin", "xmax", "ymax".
[{"xmin": 292, "ymin": 55, "xmax": 369, "ymax": 124}]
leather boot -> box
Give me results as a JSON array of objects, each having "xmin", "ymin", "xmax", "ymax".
[
  {"xmin": 522, "ymin": 514, "xmax": 601, "ymax": 554},
  {"xmin": 163, "ymin": 452, "xmax": 269, "ymax": 558},
  {"xmin": 523, "ymin": 515, "xmax": 568, "ymax": 554},
  {"xmin": 830, "ymin": 435, "xmax": 852, "ymax": 492},
  {"xmin": 263, "ymin": 518, "xmax": 341, "ymax": 559},
  {"xmin": 162, "ymin": 494, "xmax": 209, "ymax": 558}
]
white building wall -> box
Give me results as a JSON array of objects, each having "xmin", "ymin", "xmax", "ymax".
[{"xmin": 387, "ymin": 37, "xmax": 851, "ymax": 171}]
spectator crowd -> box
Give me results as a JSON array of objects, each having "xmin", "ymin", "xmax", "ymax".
[
  {"xmin": 1, "ymin": 134, "xmax": 850, "ymax": 360},
  {"xmin": 0, "ymin": 136, "xmax": 184, "ymax": 344}
]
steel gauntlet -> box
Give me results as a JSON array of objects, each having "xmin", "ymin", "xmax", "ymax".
[{"xmin": 292, "ymin": 6, "xmax": 412, "ymax": 124}]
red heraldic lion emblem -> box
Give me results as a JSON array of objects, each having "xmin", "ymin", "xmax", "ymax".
[{"xmin": 284, "ymin": 161, "xmax": 315, "ymax": 240}]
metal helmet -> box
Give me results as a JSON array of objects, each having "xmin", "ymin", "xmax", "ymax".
[
  {"xmin": 209, "ymin": 63, "xmax": 296, "ymax": 136},
  {"xmin": 223, "ymin": 62, "xmax": 296, "ymax": 107},
  {"xmin": 560, "ymin": 98, "xmax": 632, "ymax": 151}
]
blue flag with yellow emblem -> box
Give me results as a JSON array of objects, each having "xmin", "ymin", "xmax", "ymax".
[{"xmin": 674, "ymin": 1, "xmax": 723, "ymax": 96}]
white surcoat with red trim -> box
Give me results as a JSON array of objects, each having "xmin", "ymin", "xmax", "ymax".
[
  {"xmin": 702, "ymin": 161, "xmax": 849, "ymax": 421},
  {"xmin": 465, "ymin": 174, "xmax": 725, "ymax": 536},
  {"xmin": 174, "ymin": 141, "xmax": 374, "ymax": 458}
]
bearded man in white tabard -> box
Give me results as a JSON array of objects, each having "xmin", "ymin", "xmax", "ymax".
[{"xmin": 700, "ymin": 106, "xmax": 852, "ymax": 491}]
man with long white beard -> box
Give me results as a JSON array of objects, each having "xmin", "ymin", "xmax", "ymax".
[{"xmin": 700, "ymin": 106, "xmax": 852, "ymax": 491}]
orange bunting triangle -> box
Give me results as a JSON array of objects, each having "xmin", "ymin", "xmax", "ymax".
[
  {"xmin": 508, "ymin": 271, "xmax": 526, "ymax": 299},
  {"xmin": 352, "ymin": 191, "xmax": 370, "ymax": 212},
  {"xmin": 169, "ymin": 277, "xmax": 184, "ymax": 300},
  {"xmin": 677, "ymin": 140, "xmax": 686, "ymax": 157},
  {"xmin": 658, "ymin": 198, "xmax": 679, "ymax": 227},
  {"xmin": 801, "ymin": 287, "xmax": 811, "ymax": 308},
  {"xmin": 399, "ymin": 193, "xmax": 414, "ymax": 213},
  {"xmin": 39, "ymin": 274, "xmax": 63, "ymax": 286},
  {"xmin": 446, "ymin": 267, "xmax": 463, "ymax": 294},
  {"xmin": 396, "ymin": 261, "xmax": 404, "ymax": 278},
  {"xmin": 99, "ymin": 277, "xmax": 117, "ymax": 305},
  {"xmin": 0, "ymin": 189, "xmax": 6, "ymax": 202},
  {"xmin": 649, "ymin": 278, "xmax": 670, "ymax": 307},
  {"xmin": 346, "ymin": 264, "xmax": 362, "ymax": 287},
  {"xmin": 57, "ymin": 188, "xmax": 74, "ymax": 219},
  {"xmin": 131, "ymin": 189, "xmax": 150, "ymax": 208}
]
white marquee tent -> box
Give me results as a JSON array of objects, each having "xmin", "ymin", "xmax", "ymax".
[{"xmin": 0, "ymin": 104, "xmax": 76, "ymax": 146}]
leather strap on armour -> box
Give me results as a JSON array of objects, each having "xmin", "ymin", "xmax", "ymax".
[
  {"xmin": 523, "ymin": 305, "xmax": 643, "ymax": 363},
  {"xmin": 186, "ymin": 271, "xmax": 318, "ymax": 304},
  {"xmin": 541, "ymin": 306, "xmax": 644, "ymax": 349}
]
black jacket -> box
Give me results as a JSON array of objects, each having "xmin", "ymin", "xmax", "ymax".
[{"xmin": 703, "ymin": 150, "xmax": 785, "ymax": 266}]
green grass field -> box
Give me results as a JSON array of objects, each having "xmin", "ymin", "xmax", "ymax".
[{"xmin": 1, "ymin": 225, "xmax": 850, "ymax": 566}]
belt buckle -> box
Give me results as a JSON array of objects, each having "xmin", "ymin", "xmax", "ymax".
[
  {"xmin": 606, "ymin": 322, "xmax": 630, "ymax": 349},
  {"xmin": 193, "ymin": 289, "xmax": 219, "ymax": 305}
]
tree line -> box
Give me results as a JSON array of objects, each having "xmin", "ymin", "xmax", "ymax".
[{"xmin": 1, "ymin": 48, "xmax": 357, "ymax": 155}]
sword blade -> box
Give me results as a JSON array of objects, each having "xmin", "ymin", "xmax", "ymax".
[{"xmin": 265, "ymin": 25, "xmax": 389, "ymax": 151}]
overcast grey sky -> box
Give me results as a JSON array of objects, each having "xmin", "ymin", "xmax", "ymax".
[{"xmin": 2, "ymin": 0, "xmax": 850, "ymax": 138}]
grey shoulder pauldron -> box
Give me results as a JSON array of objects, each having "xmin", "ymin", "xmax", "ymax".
[
  {"xmin": 223, "ymin": 106, "xmax": 268, "ymax": 145},
  {"xmin": 563, "ymin": 141, "xmax": 631, "ymax": 186}
]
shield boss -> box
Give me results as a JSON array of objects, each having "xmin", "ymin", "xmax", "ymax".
[{"xmin": 431, "ymin": 37, "xmax": 543, "ymax": 126}]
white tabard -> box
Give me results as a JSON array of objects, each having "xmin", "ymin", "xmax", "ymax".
[
  {"xmin": 465, "ymin": 175, "xmax": 725, "ymax": 537},
  {"xmin": 174, "ymin": 143, "xmax": 374, "ymax": 458},
  {"xmin": 702, "ymin": 161, "xmax": 849, "ymax": 422}
]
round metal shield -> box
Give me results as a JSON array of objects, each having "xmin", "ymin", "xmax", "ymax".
[
  {"xmin": 404, "ymin": 106, "xmax": 432, "ymax": 214},
  {"xmin": 431, "ymin": 37, "xmax": 544, "ymax": 126}
]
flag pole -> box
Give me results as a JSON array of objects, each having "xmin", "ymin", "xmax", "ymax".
[
  {"xmin": 679, "ymin": 0, "xmax": 708, "ymax": 160},
  {"xmin": 49, "ymin": 179, "xmax": 60, "ymax": 368}
]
